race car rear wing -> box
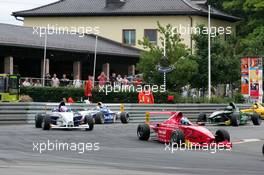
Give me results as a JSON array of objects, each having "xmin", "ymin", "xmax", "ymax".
[{"xmin": 145, "ymin": 111, "xmax": 179, "ymax": 124}]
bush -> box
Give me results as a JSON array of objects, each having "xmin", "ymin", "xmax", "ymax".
[
  {"xmin": 21, "ymin": 87, "xmax": 83, "ymax": 102},
  {"xmin": 233, "ymin": 92, "xmax": 245, "ymax": 103},
  {"xmin": 20, "ymin": 87, "xmax": 244, "ymax": 103},
  {"xmin": 20, "ymin": 87, "xmax": 169, "ymax": 103}
]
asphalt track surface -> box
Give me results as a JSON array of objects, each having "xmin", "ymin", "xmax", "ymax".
[{"xmin": 0, "ymin": 123, "xmax": 264, "ymax": 175}]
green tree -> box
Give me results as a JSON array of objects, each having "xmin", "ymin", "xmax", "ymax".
[
  {"xmin": 212, "ymin": 0, "xmax": 264, "ymax": 56},
  {"xmin": 137, "ymin": 22, "xmax": 198, "ymax": 90},
  {"xmin": 191, "ymin": 26, "xmax": 240, "ymax": 95}
]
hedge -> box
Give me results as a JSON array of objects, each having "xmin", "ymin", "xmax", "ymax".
[{"xmin": 20, "ymin": 87, "xmax": 245, "ymax": 103}]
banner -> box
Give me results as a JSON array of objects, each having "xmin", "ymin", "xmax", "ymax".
[{"xmin": 241, "ymin": 57, "xmax": 263, "ymax": 102}]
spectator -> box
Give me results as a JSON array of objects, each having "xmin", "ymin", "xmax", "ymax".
[
  {"xmin": 60, "ymin": 74, "xmax": 69, "ymax": 87},
  {"xmin": 116, "ymin": 74, "xmax": 123, "ymax": 86},
  {"xmin": 45, "ymin": 73, "xmax": 51, "ymax": 86},
  {"xmin": 29, "ymin": 78, "xmax": 34, "ymax": 85},
  {"xmin": 84, "ymin": 75, "xmax": 93, "ymax": 101},
  {"xmin": 67, "ymin": 97, "xmax": 75, "ymax": 104},
  {"xmin": 138, "ymin": 86, "xmax": 154, "ymax": 104},
  {"xmin": 51, "ymin": 74, "xmax": 60, "ymax": 87},
  {"xmin": 122, "ymin": 75, "xmax": 129, "ymax": 89},
  {"xmin": 138, "ymin": 90, "xmax": 145, "ymax": 103},
  {"xmin": 134, "ymin": 75, "xmax": 142, "ymax": 87},
  {"xmin": 109, "ymin": 73, "xmax": 117, "ymax": 86},
  {"xmin": 144, "ymin": 86, "xmax": 154, "ymax": 104},
  {"xmin": 97, "ymin": 72, "xmax": 107, "ymax": 87},
  {"xmin": 34, "ymin": 80, "xmax": 42, "ymax": 87},
  {"xmin": 73, "ymin": 75, "xmax": 82, "ymax": 88},
  {"xmin": 22, "ymin": 78, "xmax": 31, "ymax": 87}
]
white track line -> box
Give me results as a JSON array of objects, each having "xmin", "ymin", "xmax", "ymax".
[{"xmin": 233, "ymin": 139, "xmax": 262, "ymax": 144}]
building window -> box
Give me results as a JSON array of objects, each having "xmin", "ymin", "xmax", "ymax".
[
  {"xmin": 144, "ymin": 29, "xmax": 157, "ymax": 44},
  {"xmin": 123, "ymin": 29, "xmax": 136, "ymax": 45}
]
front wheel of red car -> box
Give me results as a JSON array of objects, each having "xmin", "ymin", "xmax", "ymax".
[
  {"xmin": 170, "ymin": 130, "xmax": 185, "ymax": 146},
  {"xmin": 215, "ymin": 129, "xmax": 230, "ymax": 143},
  {"xmin": 137, "ymin": 124, "xmax": 150, "ymax": 141}
]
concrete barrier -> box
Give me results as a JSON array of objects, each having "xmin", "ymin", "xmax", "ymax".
[{"xmin": 0, "ymin": 103, "xmax": 251, "ymax": 124}]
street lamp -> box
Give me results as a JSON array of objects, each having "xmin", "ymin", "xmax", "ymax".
[{"xmin": 157, "ymin": 37, "xmax": 173, "ymax": 91}]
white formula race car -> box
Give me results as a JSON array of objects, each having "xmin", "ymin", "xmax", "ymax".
[
  {"xmin": 78, "ymin": 102, "xmax": 129, "ymax": 124},
  {"xmin": 35, "ymin": 102, "xmax": 94, "ymax": 131}
]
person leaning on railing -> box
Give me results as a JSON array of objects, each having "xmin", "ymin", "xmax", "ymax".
[
  {"xmin": 45, "ymin": 73, "xmax": 51, "ymax": 86},
  {"xmin": 73, "ymin": 76, "xmax": 82, "ymax": 88},
  {"xmin": 98, "ymin": 72, "xmax": 107, "ymax": 87},
  {"xmin": 60, "ymin": 74, "xmax": 70, "ymax": 87}
]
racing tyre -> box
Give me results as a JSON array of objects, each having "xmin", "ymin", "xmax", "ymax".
[
  {"xmin": 35, "ymin": 113, "xmax": 45, "ymax": 128},
  {"xmin": 42, "ymin": 116, "xmax": 51, "ymax": 130},
  {"xmin": 95, "ymin": 112, "xmax": 104, "ymax": 124},
  {"xmin": 170, "ymin": 130, "xmax": 185, "ymax": 146},
  {"xmin": 215, "ymin": 129, "xmax": 230, "ymax": 143},
  {"xmin": 262, "ymin": 144, "xmax": 264, "ymax": 156},
  {"xmin": 120, "ymin": 112, "xmax": 129, "ymax": 124},
  {"xmin": 137, "ymin": 124, "xmax": 150, "ymax": 141},
  {"xmin": 85, "ymin": 115, "xmax": 94, "ymax": 131},
  {"xmin": 251, "ymin": 113, "xmax": 262, "ymax": 125},
  {"xmin": 197, "ymin": 113, "xmax": 207, "ymax": 124},
  {"xmin": 230, "ymin": 112, "xmax": 240, "ymax": 126}
]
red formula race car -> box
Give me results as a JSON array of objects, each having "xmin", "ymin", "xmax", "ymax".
[{"xmin": 137, "ymin": 112, "xmax": 232, "ymax": 148}]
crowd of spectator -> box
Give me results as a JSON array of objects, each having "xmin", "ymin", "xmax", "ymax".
[
  {"xmin": 21, "ymin": 72, "xmax": 143, "ymax": 88},
  {"xmin": 97, "ymin": 72, "xmax": 142, "ymax": 87},
  {"xmin": 21, "ymin": 72, "xmax": 152, "ymax": 104},
  {"xmin": 21, "ymin": 73, "xmax": 84, "ymax": 88}
]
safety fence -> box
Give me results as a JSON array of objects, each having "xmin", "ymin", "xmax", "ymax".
[{"xmin": 0, "ymin": 103, "xmax": 250, "ymax": 124}]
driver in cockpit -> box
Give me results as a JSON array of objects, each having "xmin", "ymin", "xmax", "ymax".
[
  {"xmin": 180, "ymin": 117, "xmax": 190, "ymax": 125},
  {"xmin": 96, "ymin": 102, "xmax": 104, "ymax": 109},
  {"xmin": 58, "ymin": 101, "xmax": 69, "ymax": 112}
]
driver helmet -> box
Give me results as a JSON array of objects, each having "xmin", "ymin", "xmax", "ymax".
[
  {"xmin": 97, "ymin": 102, "xmax": 103, "ymax": 108},
  {"xmin": 60, "ymin": 106, "xmax": 68, "ymax": 112},
  {"xmin": 254, "ymin": 104, "xmax": 258, "ymax": 109},
  {"xmin": 180, "ymin": 117, "xmax": 190, "ymax": 125},
  {"xmin": 225, "ymin": 106, "xmax": 233, "ymax": 111},
  {"xmin": 59, "ymin": 101, "xmax": 65, "ymax": 107}
]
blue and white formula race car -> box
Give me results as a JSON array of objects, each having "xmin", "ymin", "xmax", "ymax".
[
  {"xmin": 78, "ymin": 102, "xmax": 130, "ymax": 124},
  {"xmin": 35, "ymin": 102, "xmax": 94, "ymax": 131}
]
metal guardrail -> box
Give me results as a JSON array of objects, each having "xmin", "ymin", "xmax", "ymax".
[{"xmin": 0, "ymin": 103, "xmax": 251, "ymax": 124}]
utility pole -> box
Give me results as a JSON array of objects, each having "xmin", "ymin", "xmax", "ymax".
[
  {"xmin": 93, "ymin": 35, "xmax": 98, "ymax": 87},
  {"xmin": 42, "ymin": 30, "xmax": 47, "ymax": 86},
  {"xmin": 208, "ymin": 5, "xmax": 211, "ymax": 100}
]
